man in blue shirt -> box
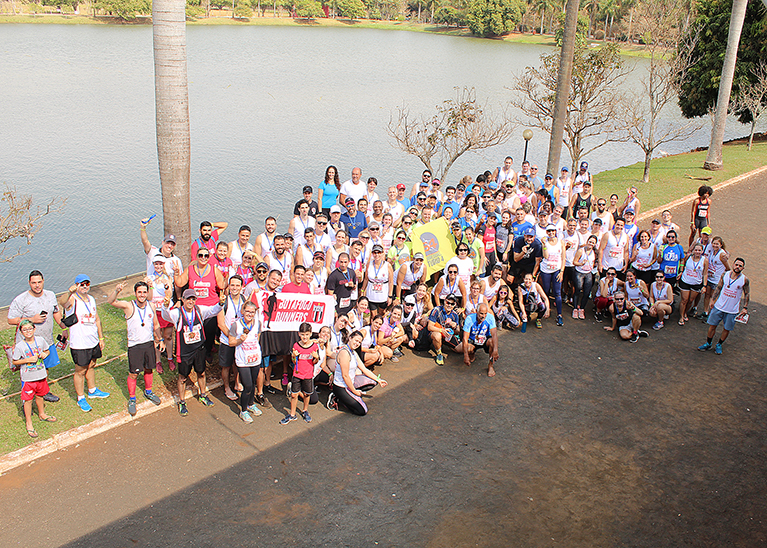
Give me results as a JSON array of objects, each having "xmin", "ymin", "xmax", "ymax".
[
  {"xmin": 511, "ymin": 208, "xmax": 533, "ymax": 238},
  {"xmin": 529, "ymin": 164, "xmax": 544, "ymax": 190},
  {"xmin": 339, "ymin": 198, "xmax": 367, "ymax": 239},
  {"xmin": 460, "ymin": 303, "xmax": 499, "ymax": 377}
]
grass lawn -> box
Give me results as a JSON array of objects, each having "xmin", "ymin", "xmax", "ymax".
[
  {"xmin": 593, "ymin": 141, "xmax": 767, "ymax": 215},
  {"xmin": 0, "ymin": 301, "xmax": 178, "ymax": 455}
]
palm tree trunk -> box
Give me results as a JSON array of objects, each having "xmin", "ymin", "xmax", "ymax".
[
  {"xmin": 540, "ymin": 8, "xmax": 544, "ymax": 34},
  {"xmin": 153, "ymin": 0, "xmax": 192, "ymax": 262},
  {"xmin": 704, "ymin": 0, "xmax": 748, "ymax": 170},
  {"xmin": 627, "ymin": 7, "xmax": 632, "ymax": 42},
  {"xmin": 547, "ymin": 0, "xmax": 580, "ymax": 176}
]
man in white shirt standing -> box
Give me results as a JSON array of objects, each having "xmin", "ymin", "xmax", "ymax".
[{"xmin": 339, "ymin": 167, "xmax": 365, "ymax": 206}]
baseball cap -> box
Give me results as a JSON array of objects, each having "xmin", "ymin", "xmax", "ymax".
[
  {"xmin": 74, "ymin": 274, "xmax": 90, "ymax": 284},
  {"xmin": 302, "ymin": 185, "xmax": 312, "ymax": 193},
  {"xmin": 283, "ymin": 233, "xmax": 294, "ymax": 239},
  {"xmin": 413, "ymin": 252, "xmax": 425, "ymax": 260},
  {"xmin": 182, "ymin": 288, "xmax": 197, "ymax": 300},
  {"xmin": 545, "ymin": 173, "xmax": 553, "ymax": 180},
  {"xmin": 419, "ymin": 181, "xmax": 428, "ymax": 187},
  {"xmin": 417, "ymin": 191, "xmax": 427, "ymax": 198},
  {"xmin": 701, "ymin": 227, "xmax": 712, "ymax": 235},
  {"xmin": 523, "ymin": 228, "xmax": 535, "ymax": 236},
  {"xmin": 651, "ymin": 219, "xmax": 661, "ymax": 225},
  {"xmin": 456, "ymin": 183, "xmax": 466, "ymax": 191},
  {"xmin": 344, "ymin": 198, "xmax": 355, "ymax": 206},
  {"xmin": 624, "ymin": 208, "xmax": 635, "ymax": 215},
  {"xmin": 396, "ymin": 183, "xmax": 406, "ymax": 191},
  {"xmin": 152, "ymin": 254, "xmax": 166, "ymax": 263},
  {"xmin": 404, "ymin": 295, "xmax": 416, "ymax": 305},
  {"xmin": 313, "ymin": 250, "xmax": 325, "ymax": 259},
  {"xmin": 546, "ymin": 224, "xmax": 557, "ymax": 231},
  {"xmin": 368, "ymin": 221, "xmax": 380, "ymax": 229},
  {"xmin": 583, "ymin": 181, "xmax": 592, "ymax": 186},
  {"xmin": 488, "ymin": 181, "xmax": 498, "ymax": 190},
  {"xmin": 330, "ymin": 205, "xmax": 342, "ymax": 214},
  {"xmin": 432, "ymin": 179, "xmax": 441, "ymax": 186},
  {"xmin": 444, "ymin": 294, "xmax": 458, "ymax": 304},
  {"xmin": 561, "ymin": 166, "xmax": 569, "ymax": 172},
  {"xmin": 580, "ymin": 161, "xmax": 588, "ymax": 169},
  {"xmin": 372, "ymin": 244, "xmax": 384, "ymax": 253},
  {"xmin": 255, "ymin": 261, "xmax": 268, "ymax": 270},
  {"xmin": 164, "ymin": 234, "xmax": 176, "ymax": 243}
]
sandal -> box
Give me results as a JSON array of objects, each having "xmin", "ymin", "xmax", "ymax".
[
  {"xmin": 27, "ymin": 428, "xmax": 38, "ymax": 438},
  {"xmin": 678, "ymin": 318, "xmax": 685, "ymax": 326},
  {"xmin": 40, "ymin": 415, "xmax": 57, "ymax": 422}
]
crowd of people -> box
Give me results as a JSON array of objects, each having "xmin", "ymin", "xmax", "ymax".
[{"xmin": 8, "ymin": 159, "xmax": 751, "ymax": 436}]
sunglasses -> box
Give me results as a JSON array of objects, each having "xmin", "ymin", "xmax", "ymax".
[
  {"xmin": 448, "ymin": 270, "xmax": 458, "ymax": 274},
  {"xmin": 198, "ymin": 253, "xmax": 209, "ymax": 258},
  {"xmin": 373, "ymin": 250, "xmax": 383, "ymax": 254},
  {"xmin": 360, "ymin": 235, "xmax": 370, "ymax": 240},
  {"xmin": 370, "ymin": 227, "xmax": 380, "ymax": 231},
  {"xmin": 403, "ymin": 221, "xmax": 412, "ymax": 225},
  {"xmin": 79, "ymin": 281, "xmax": 91, "ymax": 287},
  {"xmin": 317, "ymin": 221, "xmax": 327, "ymax": 225},
  {"xmin": 458, "ymin": 249, "xmax": 469, "ymax": 253},
  {"xmin": 396, "ymin": 236, "xmax": 406, "ymax": 240},
  {"xmin": 256, "ymin": 269, "xmax": 267, "ymax": 274}
]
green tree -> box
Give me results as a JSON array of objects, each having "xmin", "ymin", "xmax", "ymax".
[
  {"xmin": 677, "ymin": 0, "xmax": 767, "ymax": 125},
  {"xmin": 466, "ymin": 0, "xmax": 524, "ymax": 38},
  {"xmin": 294, "ymin": 0, "xmax": 322, "ymax": 16},
  {"xmin": 336, "ymin": 0, "xmax": 366, "ymax": 17},
  {"xmin": 95, "ymin": 0, "xmax": 151, "ymax": 18},
  {"xmin": 554, "ymin": 10, "xmax": 588, "ymax": 46},
  {"xmin": 435, "ymin": 5, "xmax": 461, "ymax": 25}
]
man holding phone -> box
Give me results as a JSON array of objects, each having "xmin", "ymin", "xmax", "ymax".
[{"xmin": 8, "ymin": 270, "xmax": 65, "ymax": 402}]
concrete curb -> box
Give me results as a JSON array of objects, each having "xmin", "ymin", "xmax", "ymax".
[
  {"xmin": 636, "ymin": 165, "xmax": 767, "ymax": 223},
  {"xmin": 0, "ymin": 380, "xmax": 222, "ymax": 475},
  {"xmin": 2, "ymin": 164, "xmax": 765, "ymax": 476}
]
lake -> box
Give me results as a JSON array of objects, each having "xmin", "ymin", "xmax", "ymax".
[{"xmin": 0, "ymin": 23, "xmax": 751, "ymax": 304}]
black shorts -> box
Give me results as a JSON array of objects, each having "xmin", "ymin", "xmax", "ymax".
[
  {"xmin": 71, "ymin": 344, "xmax": 102, "ymax": 368},
  {"xmin": 469, "ymin": 339, "xmax": 492, "ymax": 353},
  {"xmin": 178, "ymin": 350, "xmax": 206, "ymax": 377},
  {"xmin": 291, "ymin": 376, "xmax": 314, "ymax": 396},
  {"xmin": 678, "ymin": 279, "xmax": 703, "ymax": 292},
  {"xmin": 443, "ymin": 332, "xmax": 461, "ymax": 349},
  {"xmin": 127, "ymin": 341, "xmax": 156, "ymax": 374},
  {"xmin": 694, "ymin": 216, "xmax": 708, "ymax": 230},
  {"xmin": 218, "ymin": 343, "xmax": 235, "ymax": 368},
  {"xmin": 368, "ymin": 300, "xmax": 388, "ymax": 312}
]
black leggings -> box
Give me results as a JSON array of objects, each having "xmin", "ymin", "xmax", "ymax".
[
  {"xmin": 572, "ymin": 270, "xmax": 594, "ymax": 309},
  {"xmin": 203, "ymin": 316, "xmax": 218, "ymax": 356},
  {"xmin": 332, "ymin": 377, "xmax": 377, "ymax": 416},
  {"xmin": 238, "ymin": 366, "xmax": 256, "ymax": 412},
  {"xmin": 309, "ymin": 371, "xmax": 331, "ymax": 405}
]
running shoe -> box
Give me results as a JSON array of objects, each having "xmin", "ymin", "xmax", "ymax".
[
  {"xmin": 264, "ymin": 385, "xmax": 279, "ymax": 395},
  {"xmin": 556, "ymin": 315, "xmax": 563, "ymax": 327},
  {"xmin": 247, "ymin": 403, "xmax": 263, "ymax": 416},
  {"xmin": 302, "ymin": 410, "xmax": 312, "ymax": 423},
  {"xmin": 43, "ymin": 392, "xmax": 60, "ymax": 403},
  {"xmin": 390, "ymin": 355, "xmax": 400, "ymax": 363},
  {"xmin": 535, "ymin": 319, "xmax": 542, "ymax": 329},
  {"xmin": 578, "ymin": 309, "xmax": 585, "ymax": 320},
  {"xmin": 638, "ymin": 330, "xmax": 649, "ymax": 338},
  {"xmin": 127, "ymin": 398, "xmax": 137, "ymax": 416},
  {"xmin": 77, "ymin": 398, "xmax": 92, "ymax": 413},
  {"xmin": 240, "ymin": 411, "xmax": 254, "ymax": 423},
  {"xmin": 145, "ymin": 390, "xmax": 161, "ymax": 405},
  {"xmin": 393, "ymin": 348, "xmax": 404, "ymax": 358},
  {"xmin": 87, "ymin": 387, "xmax": 110, "ymax": 399},
  {"xmin": 281, "ymin": 374, "xmax": 289, "ymax": 387},
  {"xmin": 629, "ymin": 332, "xmax": 640, "ymax": 343},
  {"xmin": 198, "ymin": 394, "xmax": 214, "ymax": 407},
  {"xmin": 572, "ymin": 309, "xmax": 579, "ymax": 319},
  {"xmin": 714, "ymin": 343, "xmax": 723, "ymax": 355},
  {"xmin": 652, "ymin": 321, "xmax": 664, "ymax": 330},
  {"xmin": 595, "ymin": 311, "xmax": 603, "ymax": 323},
  {"xmin": 699, "ymin": 312, "xmax": 709, "ymax": 322},
  {"xmin": 280, "ymin": 414, "xmax": 298, "ymax": 425},
  {"xmin": 178, "ymin": 401, "xmax": 188, "ymax": 416},
  {"xmin": 156, "ymin": 361, "xmax": 164, "ymax": 374},
  {"xmin": 697, "ymin": 342, "xmax": 712, "ymax": 351},
  {"xmin": 435, "ymin": 352, "xmax": 445, "ymax": 366},
  {"xmin": 255, "ymin": 393, "xmax": 271, "ymax": 407},
  {"xmin": 690, "ymin": 306, "xmax": 697, "ymax": 317},
  {"xmin": 326, "ymin": 392, "xmax": 337, "ymax": 410}
]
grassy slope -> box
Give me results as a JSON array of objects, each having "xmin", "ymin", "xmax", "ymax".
[{"xmin": 592, "ymin": 141, "xmax": 767, "ymax": 214}]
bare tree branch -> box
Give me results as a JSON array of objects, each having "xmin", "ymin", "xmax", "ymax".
[
  {"xmin": 730, "ymin": 61, "xmax": 767, "ymax": 151},
  {"xmin": 387, "ymin": 87, "xmax": 517, "ymax": 182},
  {"xmin": 0, "ymin": 186, "xmax": 66, "ymax": 263}
]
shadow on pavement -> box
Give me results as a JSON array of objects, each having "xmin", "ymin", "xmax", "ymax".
[{"xmin": 62, "ymin": 301, "xmax": 767, "ymax": 547}]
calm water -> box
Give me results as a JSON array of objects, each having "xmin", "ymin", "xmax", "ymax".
[{"xmin": 0, "ymin": 24, "xmax": 751, "ymax": 304}]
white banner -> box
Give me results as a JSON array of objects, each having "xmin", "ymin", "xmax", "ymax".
[{"xmin": 251, "ymin": 291, "xmax": 335, "ymax": 332}]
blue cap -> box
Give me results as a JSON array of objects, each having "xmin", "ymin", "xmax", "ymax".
[
  {"xmin": 523, "ymin": 228, "xmax": 535, "ymax": 236},
  {"xmin": 488, "ymin": 181, "xmax": 498, "ymax": 190},
  {"xmin": 75, "ymin": 274, "xmax": 90, "ymax": 284},
  {"xmin": 561, "ymin": 166, "xmax": 569, "ymax": 172}
]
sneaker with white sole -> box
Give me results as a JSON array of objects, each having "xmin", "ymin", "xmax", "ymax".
[
  {"xmin": 240, "ymin": 410, "xmax": 254, "ymax": 423},
  {"xmin": 77, "ymin": 398, "xmax": 92, "ymax": 412},
  {"xmin": 87, "ymin": 387, "xmax": 110, "ymax": 399},
  {"xmin": 280, "ymin": 414, "xmax": 298, "ymax": 425},
  {"xmin": 246, "ymin": 403, "xmax": 263, "ymax": 416}
]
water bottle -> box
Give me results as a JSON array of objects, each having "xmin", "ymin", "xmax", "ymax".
[
  {"xmin": 521, "ymin": 320, "xmax": 527, "ymax": 333},
  {"xmin": 56, "ymin": 334, "xmax": 68, "ymax": 350}
]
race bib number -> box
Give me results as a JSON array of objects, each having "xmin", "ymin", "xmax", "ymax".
[
  {"xmin": 609, "ymin": 247, "xmax": 622, "ymax": 258},
  {"xmin": 372, "ymin": 282, "xmax": 383, "ymax": 292},
  {"xmin": 183, "ymin": 325, "xmax": 202, "ymax": 344},
  {"xmin": 81, "ymin": 313, "xmax": 96, "ymax": 325},
  {"xmin": 664, "ymin": 265, "xmax": 677, "ymax": 276},
  {"xmin": 698, "ymin": 210, "xmax": 707, "ymax": 217},
  {"xmin": 722, "ymin": 288, "xmax": 738, "ymax": 299},
  {"xmin": 242, "ymin": 341, "xmax": 261, "ymax": 365},
  {"xmin": 194, "ymin": 287, "xmax": 209, "ymax": 299},
  {"xmin": 339, "ymin": 297, "xmax": 351, "ymax": 309},
  {"xmin": 474, "ymin": 334, "xmax": 486, "ymax": 346}
]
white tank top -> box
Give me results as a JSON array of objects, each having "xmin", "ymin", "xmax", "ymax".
[
  {"xmin": 651, "ymin": 281, "xmax": 671, "ymax": 303},
  {"xmin": 541, "ymin": 239, "xmax": 563, "ymax": 274},
  {"xmin": 126, "ymin": 302, "xmax": 155, "ymax": 347},
  {"xmin": 564, "ymin": 233, "xmax": 579, "ymax": 267},
  {"xmin": 681, "ymin": 256, "xmax": 705, "ymax": 285},
  {"xmin": 310, "ymin": 267, "xmax": 328, "ymax": 295},
  {"xmin": 436, "ymin": 275, "xmax": 461, "ymax": 300},
  {"xmin": 556, "ymin": 177, "xmax": 571, "ymax": 207},
  {"xmin": 67, "ymin": 295, "xmax": 99, "ymax": 350},
  {"xmin": 298, "ymin": 243, "xmax": 320, "ymax": 268},
  {"xmin": 229, "ymin": 241, "xmax": 254, "ymax": 267},
  {"xmin": 602, "ymin": 232, "xmax": 627, "ymax": 270},
  {"xmin": 465, "ymin": 293, "xmax": 487, "ymax": 315},
  {"xmin": 575, "ymin": 249, "xmax": 595, "ymax": 274},
  {"xmin": 292, "ymin": 216, "xmax": 315, "ymax": 246},
  {"xmin": 483, "ymin": 277, "xmax": 502, "ymax": 300},
  {"xmin": 219, "ymin": 296, "xmax": 244, "ymax": 345},
  {"xmin": 267, "ymin": 252, "xmax": 293, "ymax": 287},
  {"xmin": 714, "ymin": 271, "xmax": 746, "ymax": 314},
  {"xmin": 632, "ymin": 244, "xmax": 655, "ymax": 271},
  {"xmin": 401, "ymin": 262, "xmax": 425, "ymax": 289},
  {"xmin": 258, "ymin": 232, "xmax": 274, "ymax": 258},
  {"xmin": 707, "ymin": 249, "xmax": 728, "ymax": 283},
  {"xmin": 497, "ymin": 167, "xmax": 516, "ymax": 185},
  {"xmin": 333, "ymin": 346, "xmax": 361, "ymax": 389},
  {"xmin": 232, "ymin": 317, "xmax": 262, "ymax": 368},
  {"xmin": 625, "ymin": 282, "xmax": 648, "ymax": 307},
  {"xmin": 365, "ymin": 260, "xmax": 390, "ymax": 302}
]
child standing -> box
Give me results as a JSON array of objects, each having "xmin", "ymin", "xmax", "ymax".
[
  {"xmin": 281, "ymin": 322, "xmax": 319, "ymax": 425},
  {"xmin": 13, "ymin": 320, "xmax": 57, "ymax": 438}
]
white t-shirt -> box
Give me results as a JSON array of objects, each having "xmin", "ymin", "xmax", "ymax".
[{"xmin": 340, "ymin": 180, "xmax": 366, "ymax": 205}]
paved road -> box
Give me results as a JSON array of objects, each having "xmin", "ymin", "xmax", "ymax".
[{"xmin": 1, "ymin": 172, "xmax": 765, "ymax": 547}]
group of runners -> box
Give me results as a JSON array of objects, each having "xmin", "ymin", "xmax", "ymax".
[{"xmin": 8, "ymin": 159, "xmax": 750, "ymax": 435}]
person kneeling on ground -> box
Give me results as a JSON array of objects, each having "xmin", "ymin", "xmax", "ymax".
[
  {"xmin": 604, "ymin": 291, "xmax": 649, "ymax": 343},
  {"xmin": 328, "ymin": 330, "xmax": 388, "ymax": 416},
  {"xmin": 517, "ymin": 273, "xmax": 549, "ymax": 330},
  {"xmin": 425, "ymin": 294, "xmax": 462, "ymax": 366},
  {"xmin": 458, "ymin": 303, "xmax": 500, "ymax": 377}
]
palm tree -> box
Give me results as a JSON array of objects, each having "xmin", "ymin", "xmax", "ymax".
[
  {"xmin": 152, "ymin": 0, "xmax": 192, "ymax": 259},
  {"xmin": 535, "ymin": 0, "xmax": 557, "ymax": 34},
  {"xmin": 703, "ymin": 0, "xmax": 748, "ymax": 170}
]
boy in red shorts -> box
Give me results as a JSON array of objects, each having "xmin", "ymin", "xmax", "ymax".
[
  {"xmin": 281, "ymin": 322, "xmax": 319, "ymax": 425},
  {"xmin": 13, "ymin": 320, "xmax": 57, "ymax": 438}
]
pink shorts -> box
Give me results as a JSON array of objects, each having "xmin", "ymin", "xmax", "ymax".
[{"xmin": 21, "ymin": 379, "xmax": 49, "ymax": 401}]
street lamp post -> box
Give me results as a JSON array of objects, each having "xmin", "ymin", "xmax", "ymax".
[{"xmin": 523, "ymin": 129, "xmax": 534, "ymax": 163}]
